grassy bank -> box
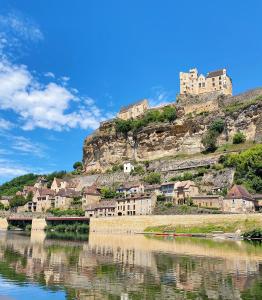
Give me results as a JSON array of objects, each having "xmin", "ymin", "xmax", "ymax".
[{"xmin": 144, "ymin": 218, "xmax": 262, "ymax": 234}]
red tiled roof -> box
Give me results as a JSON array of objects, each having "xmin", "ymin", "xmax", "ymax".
[{"xmin": 227, "ymin": 185, "xmax": 253, "ymax": 200}]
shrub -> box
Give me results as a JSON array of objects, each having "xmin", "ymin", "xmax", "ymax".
[
  {"xmin": 210, "ymin": 119, "xmax": 225, "ymax": 134},
  {"xmin": 162, "ymin": 106, "xmax": 177, "ymax": 122},
  {"xmin": 233, "ymin": 131, "xmax": 246, "ymax": 144},
  {"xmin": 131, "ymin": 165, "xmax": 145, "ymax": 176},
  {"xmin": 157, "ymin": 194, "xmax": 166, "ymax": 202},
  {"xmin": 164, "ymin": 202, "xmax": 173, "ymax": 208},
  {"xmin": 143, "ymin": 172, "xmax": 161, "ymax": 184},
  {"xmin": 202, "ymin": 130, "xmax": 218, "ymax": 152},
  {"xmin": 0, "ymin": 203, "xmax": 4, "ymax": 210},
  {"xmin": 9, "ymin": 195, "xmax": 28, "ymax": 208},
  {"xmin": 48, "ymin": 208, "xmax": 85, "ymax": 217},
  {"xmin": 100, "ymin": 187, "xmax": 118, "ymax": 199},
  {"xmin": 212, "ymin": 163, "xmax": 224, "ymax": 171},
  {"xmin": 73, "ymin": 161, "xmax": 83, "ymax": 170},
  {"xmin": 223, "ymin": 144, "xmax": 262, "ymax": 193}
]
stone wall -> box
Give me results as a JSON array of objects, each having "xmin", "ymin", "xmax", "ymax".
[
  {"xmin": 89, "ymin": 214, "xmax": 262, "ymax": 234},
  {"xmin": 31, "ymin": 218, "xmax": 47, "ymax": 230}
]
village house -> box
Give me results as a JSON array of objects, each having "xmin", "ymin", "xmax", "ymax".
[
  {"xmin": 82, "ymin": 185, "xmax": 101, "ymax": 210},
  {"xmin": 161, "ymin": 180, "xmax": 199, "ymax": 203},
  {"xmin": 117, "ymin": 99, "xmax": 149, "ymax": 120},
  {"xmin": 85, "ymin": 193, "xmax": 157, "ymax": 218},
  {"xmin": 123, "ymin": 162, "xmax": 134, "ymax": 173},
  {"xmin": 24, "ymin": 188, "xmax": 56, "ymax": 213},
  {"xmin": 54, "ymin": 189, "xmax": 82, "ymax": 210},
  {"xmin": 144, "ymin": 184, "xmax": 161, "ymax": 195},
  {"xmin": 191, "ymin": 195, "xmax": 223, "ymax": 209},
  {"xmin": 0, "ymin": 196, "xmax": 12, "ymax": 207},
  {"xmin": 115, "ymin": 193, "xmax": 157, "ymax": 216},
  {"xmin": 33, "ymin": 177, "xmax": 48, "ymax": 189},
  {"xmin": 50, "ymin": 177, "xmax": 80, "ymax": 192},
  {"xmin": 16, "ymin": 185, "xmax": 37, "ymax": 198},
  {"xmin": 117, "ymin": 182, "xmax": 144, "ymax": 196},
  {"xmin": 85, "ymin": 200, "xmax": 116, "ymax": 218},
  {"xmin": 223, "ymin": 185, "xmax": 255, "ymax": 213}
]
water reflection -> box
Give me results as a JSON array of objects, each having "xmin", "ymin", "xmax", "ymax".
[{"xmin": 0, "ymin": 231, "xmax": 262, "ymax": 299}]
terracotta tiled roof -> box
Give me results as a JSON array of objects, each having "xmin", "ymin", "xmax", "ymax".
[
  {"xmin": 83, "ymin": 185, "xmax": 100, "ymax": 195},
  {"xmin": 56, "ymin": 188, "xmax": 81, "ymax": 198},
  {"xmin": 174, "ymin": 180, "xmax": 196, "ymax": 189},
  {"xmin": 86, "ymin": 200, "xmax": 116, "ymax": 211},
  {"xmin": 144, "ymin": 184, "xmax": 161, "ymax": 190},
  {"xmin": 38, "ymin": 188, "xmax": 56, "ymax": 197},
  {"xmin": 227, "ymin": 185, "xmax": 253, "ymax": 200}
]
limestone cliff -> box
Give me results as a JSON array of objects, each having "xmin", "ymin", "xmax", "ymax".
[{"xmin": 83, "ymin": 88, "xmax": 262, "ymax": 172}]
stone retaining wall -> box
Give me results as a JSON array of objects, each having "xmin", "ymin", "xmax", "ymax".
[
  {"xmin": 89, "ymin": 214, "xmax": 262, "ymax": 234},
  {"xmin": 0, "ymin": 218, "xmax": 8, "ymax": 230}
]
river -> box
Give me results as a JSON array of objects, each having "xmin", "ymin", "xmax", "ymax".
[{"xmin": 0, "ymin": 231, "xmax": 261, "ymax": 299}]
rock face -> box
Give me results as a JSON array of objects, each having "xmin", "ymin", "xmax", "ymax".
[{"xmin": 83, "ymin": 89, "xmax": 262, "ymax": 172}]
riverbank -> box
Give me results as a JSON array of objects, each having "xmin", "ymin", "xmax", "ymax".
[{"xmin": 89, "ymin": 214, "xmax": 262, "ymax": 234}]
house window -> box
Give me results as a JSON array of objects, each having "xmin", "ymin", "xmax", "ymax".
[
  {"xmin": 199, "ymin": 83, "xmax": 201, "ymax": 87},
  {"xmin": 212, "ymin": 83, "xmax": 215, "ymax": 87},
  {"xmin": 212, "ymin": 78, "xmax": 215, "ymax": 81}
]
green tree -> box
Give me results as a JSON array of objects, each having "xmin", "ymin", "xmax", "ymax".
[
  {"xmin": 162, "ymin": 106, "xmax": 177, "ymax": 122},
  {"xmin": 73, "ymin": 161, "xmax": 83, "ymax": 170},
  {"xmin": 233, "ymin": 131, "xmax": 246, "ymax": 144},
  {"xmin": 9, "ymin": 195, "xmax": 27, "ymax": 208},
  {"xmin": 201, "ymin": 130, "xmax": 218, "ymax": 152},
  {"xmin": 210, "ymin": 119, "xmax": 225, "ymax": 134},
  {"xmin": 100, "ymin": 187, "xmax": 118, "ymax": 199},
  {"xmin": 0, "ymin": 202, "xmax": 4, "ymax": 210},
  {"xmin": 144, "ymin": 172, "xmax": 161, "ymax": 184}
]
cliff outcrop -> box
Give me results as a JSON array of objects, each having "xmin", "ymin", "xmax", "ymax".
[{"xmin": 83, "ymin": 89, "xmax": 262, "ymax": 172}]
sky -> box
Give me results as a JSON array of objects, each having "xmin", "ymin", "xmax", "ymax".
[{"xmin": 0, "ymin": 0, "xmax": 261, "ymax": 183}]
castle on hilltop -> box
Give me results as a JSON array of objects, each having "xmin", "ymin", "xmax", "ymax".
[{"xmin": 180, "ymin": 68, "xmax": 232, "ymax": 96}]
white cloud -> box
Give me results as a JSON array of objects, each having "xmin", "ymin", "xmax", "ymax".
[
  {"xmin": 44, "ymin": 72, "xmax": 55, "ymax": 78},
  {"xmin": 0, "ymin": 12, "xmax": 43, "ymax": 43},
  {"xmin": 0, "ymin": 58, "xmax": 105, "ymax": 131},
  {"xmin": 0, "ymin": 118, "xmax": 13, "ymax": 130},
  {"xmin": 61, "ymin": 76, "xmax": 70, "ymax": 82},
  {"xmin": 11, "ymin": 136, "xmax": 46, "ymax": 158}
]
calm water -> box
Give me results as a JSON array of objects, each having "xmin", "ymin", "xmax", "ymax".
[{"xmin": 0, "ymin": 231, "xmax": 262, "ymax": 299}]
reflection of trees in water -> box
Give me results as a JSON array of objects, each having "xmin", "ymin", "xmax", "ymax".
[{"xmin": 0, "ymin": 234, "xmax": 262, "ymax": 299}]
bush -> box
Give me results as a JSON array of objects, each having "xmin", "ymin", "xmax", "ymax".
[
  {"xmin": 9, "ymin": 195, "xmax": 28, "ymax": 208},
  {"xmin": 115, "ymin": 106, "xmax": 177, "ymax": 136},
  {"xmin": 157, "ymin": 194, "xmax": 166, "ymax": 202},
  {"xmin": 202, "ymin": 130, "xmax": 218, "ymax": 152},
  {"xmin": 164, "ymin": 202, "xmax": 173, "ymax": 208},
  {"xmin": 0, "ymin": 203, "xmax": 4, "ymax": 210},
  {"xmin": 210, "ymin": 119, "xmax": 225, "ymax": 134},
  {"xmin": 100, "ymin": 187, "xmax": 118, "ymax": 199},
  {"xmin": 73, "ymin": 161, "xmax": 83, "ymax": 170},
  {"xmin": 233, "ymin": 132, "xmax": 246, "ymax": 144},
  {"xmin": 212, "ymin": 163, "xmax": 224, "ymax": 171},
  {"xmin": 48, "ymin": 208, "xmax": 85, "ymax": 217},
  {"xmin": 143, "ymin": 172, "xmax": 161, "ymax": 184},
  {"xmin": 131, "ymin": 165, "xmax": 145, "ymax": 176},
  {"xmin": 223, "ymin": 144, "xmax": 262, "ymax": 193}
]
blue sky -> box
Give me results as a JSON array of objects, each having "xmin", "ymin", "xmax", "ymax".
[{"xmin": 0, "ymin": 0, "xmax": 261, "ymax": 183}]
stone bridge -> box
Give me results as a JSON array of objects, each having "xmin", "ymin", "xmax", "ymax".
[{"xmin": 0, "ymin": 213, "xmax": 89, "ymax": 231}]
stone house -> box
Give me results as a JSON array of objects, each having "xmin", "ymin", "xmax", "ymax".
[
  {"xmin": 54, "ymin": 189, "xmax": 82, "ymax": 210},
  {"xmin": 161, "ymin": 180, "xmax": 199, "ymax": 203},
  {"xmin": 27, "ymin": 188, "xmax": 56, "ymax": 212},
  {"xmin": 123, "ymin": 162, "xmax": 134, "ymax": 173},
  {"xmin": 82, "ymin": 185, "xmax": 101, "ymax": 210},
  {"xmin": 51, "ymin": 177, "xmax": 80, "ymax": 192},
  {"xmin": 0, "ymin": 196, "xmax": 12, "ymax": 207},
  {"xmin": 117, "ymin": 182, "xmax": 144, "ymax": 196},
  {"xmin": 180, "ymin": 68, "xmax": 232, "ymax": 96},
  {"xmin": 115, "ymin": 193, "xmax": 157, "ymax": 216},
  {"xmin": 117, "ymin": 99, "xmax": 149, "ymax": 120},
  {"xmin": 223, "ymin": 185, "xmax": 255, "ymax": 213},
  {"xmin": 85, "ymin": 200, "xmax": 116, "ymax": 218},
  {"xmin": 191, "ymin": 195, "xmax": 223, "ymax": 209},
  {"xmin": 144, "ymin": 184, "xmax": 162, "ymax": 195},
  {"xmin": 33, "ymin": 177, "xmax": 48, "ymax": 189},
  {"xmin": 16, "ymin": 185, "xmax": 37, "ymax": 198}
]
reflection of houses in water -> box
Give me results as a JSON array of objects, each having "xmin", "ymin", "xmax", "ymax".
[{"xmin": 0, "ymin": 232, "xmax": 262, "ymax": 299}]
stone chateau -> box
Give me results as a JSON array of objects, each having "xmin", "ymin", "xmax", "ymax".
[{"xmin": 180, "ymin": 68, "xmax": 232, "ymax": 96}]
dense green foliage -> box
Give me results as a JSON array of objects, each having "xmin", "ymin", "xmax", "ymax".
[
  {"xmin": 73, "ymin": 161, "xmax": 83, "ymax": 170},
  {"xmin": 45, "ymin": 223, "xmax": 88, "ymax": 233},
  {"xmin": 9, "ymin": 195, "xmax": 28, "ymax": 208},
  {"xmin": 47, "ymin": 208, "xmax": 85, "ymax": 216},
  {"xmin": 0, "ymin": 173, "xmax": 38, "ymax": 196},
  {"xmin": 243, "ymin": 229, "xmax": 262, "ymax": 239},
  {"xmin": 201, "ymin": 119, "xmax": 225, "ymax": 152},
  {"xmin": 233, "ymin": 131, "xmax": 246, "ymax": 144},
  {"xmin": 143, "ymin": 172, "xmax": 161, "ymax": 184},
  {"xmin": 0, "ymin": 202, "xmax": 4, "ymax": 210},
  {"xmin": 115, "ymin": 106, "xmax": 177, "ymax": 136},
  {"xmin": 131, "ymin": 165, "xmax": 145, "ymax": 176},
  {"xmin": 222, "ymin": 144, "xmax": 262, "ymax": 192},
  {"xmin": 210, "ymin": 118, "xmax": 225, "ymax": 134},
  {"xmin": 100, "ymin": 186, "xmax": 118, "ymax": 199}
]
